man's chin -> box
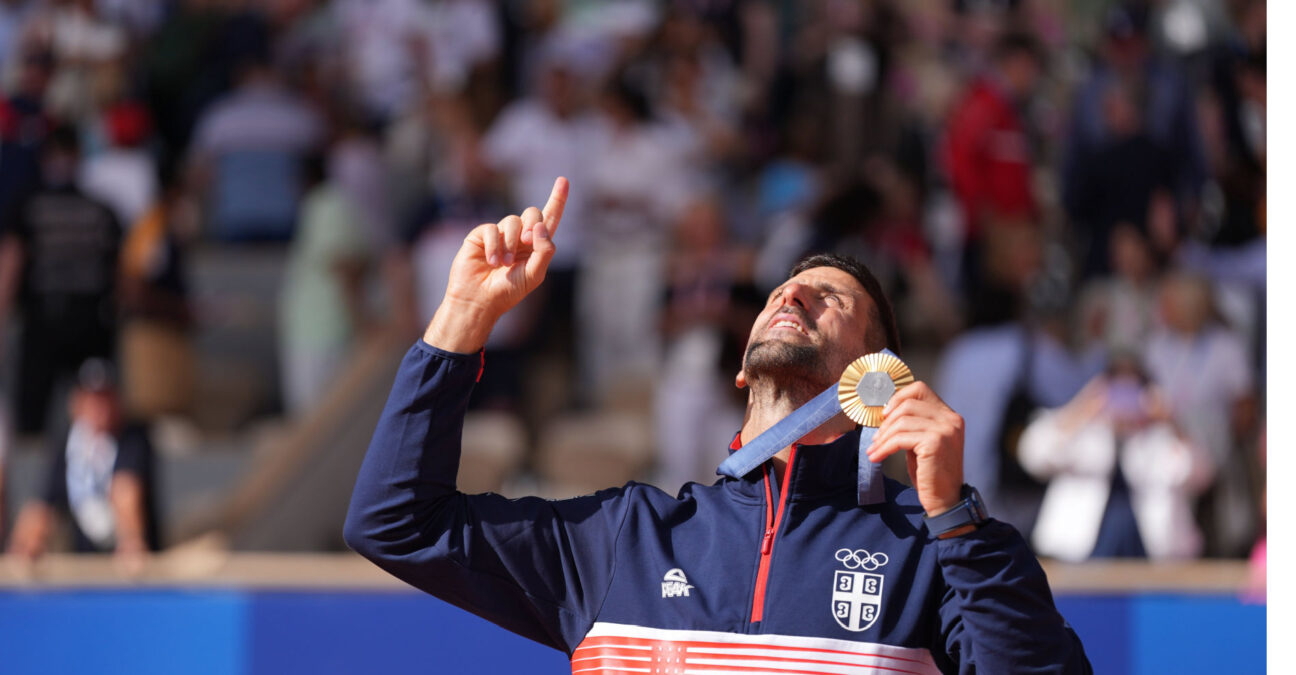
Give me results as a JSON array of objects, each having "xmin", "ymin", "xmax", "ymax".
[{"xmin": 744, "ymin": 340, "xmax": 831, "ymax": 385}]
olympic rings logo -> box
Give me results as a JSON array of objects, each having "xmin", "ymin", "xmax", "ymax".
[{"xmin": 835, "ymin": 548, "xmax": 889, "ymax": 571}]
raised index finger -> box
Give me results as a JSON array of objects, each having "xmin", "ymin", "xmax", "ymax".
[{"xmin": 541, "ymin": 176, "xmax": 569, "ymax": 237}]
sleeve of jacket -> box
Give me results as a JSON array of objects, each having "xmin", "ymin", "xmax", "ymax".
[
  {"xmin": 933, "ymin": 521, "xmax": 1092, "ymax": 674},
  {"xmin": 343, "ymin": 341, "xmax": 634, "ymax": 653}
]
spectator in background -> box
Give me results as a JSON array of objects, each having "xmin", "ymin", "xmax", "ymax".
[
  {"xmin": 30, "ymin": 0, "xmax": 128, "ymax": 124},
  {"xmin": 1066, "ymin": 79, "xmax": 1175, "ymax": 279},
  {"xmin": 770, "ymin": 0, "xmax": 904, "ymax": 178},
  {"xmin": 382, "ymin": 92, "xmax": 454, "ymax": 240},
  {"xmin": 0, "ymin": 0, "xmax": 35, "ymax": 70},
  {"xmin": 1203, "ymin": 6, "xmax": 1263, "ymax": 248},
  {"xmin": 1191, "ymin": 24, "xmax": 1266, "ymax": 384},
  {"xmin": 578, "ymin": 74, "xmax": 691, "ymax": 404},
  {"xmin": 1019, "ymin": 353, "xmax": 1214, "ymax": 561},
  {"xmin": 752, "ymin": 115, "xmax": 825, "ymax": 289},
  {"xmin": 327, "ymin": 115, "xmax": 406, "ymax": 344},
  {"xmin": 940, "ymin": 31, "xmax": 1043, "ymax": 315},
  {"xmin": 423, "ymin": 0, "xmax": 501, "ymax": 96},
  {"xmin": 186, "ymin": 53, "xmax": 323, "ymax": 240},
  {"xmin": 1078, "ymin": 224, "xmax": 1161, "ymax": 355},
  {"xmin": 328, "ymin": 116, "xmax": 396, "ymax": 255},
  {"xmin": 861, "ymin": 159, "xmax": 962, "ymax": 343},
  {"xmin": 649, "ymin": 10, "xmax": 742, "ymax": 172},
  {"xmin": 209, "ymin": 0, "xmax": 273, "ymax": 92},
  {"xmin": 945, "ymin": 0, "xmax": 1020, "ymax": 67},
  {"xmin": 496, "ymin": 0, "xmax": 562, "ymax": 100},
  {"xmin": 140, "ymin": 0, "xmax": 233, "ymax": 172},
  {"xmin": 1062, "ymin": 1, "xmax": 1206, "ymax": 265},
  {"xmin": 7, "ymin": 359, "xmax": 158, "ymax": 575},
  {"xmin": 0, "ymin": 125, "xmax": 122, "ymax": 435},
  {"xmin": 331, "ymin": 0, "xmax": 433, "ymax": 124},
  {"xmin": 278, "ymin": 153, "xmax": 373, "ymax": 417},
  {"xmin": 117, "ymin": 169, "xmax": 196, "ymax": 421},
  {"xmin": 653, "ymin": 196, "xmax": 750, "ymax": 490},
  {"xmin": 1144, "ymin": 272, "xmax": 1257, "ymax": 558},
  {"xmin": 79, "ymin": 100, "xmax": 157, "ymax": 230},
  {"xmin": 0, "ymin": 48, "xmax": 53, "ymax": 220}
]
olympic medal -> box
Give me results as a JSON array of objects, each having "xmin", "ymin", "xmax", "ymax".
[{"xmin": 837, "ymin": 353, "xmax": 913, "ymax": 427}]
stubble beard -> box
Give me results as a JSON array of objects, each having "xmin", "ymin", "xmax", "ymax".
[{"xmin": 743, "ymin": 338, "xmax": 833, "ymax": 403}]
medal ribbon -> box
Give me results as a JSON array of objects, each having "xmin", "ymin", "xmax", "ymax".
[{"xmin": 716, "ymin": 349, "xmax": 909, "ymax": 506}]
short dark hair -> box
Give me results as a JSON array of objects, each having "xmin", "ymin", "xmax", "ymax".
[{"xmin": 788, "ymin": 253, "xmax": 902, "ymax": 356}]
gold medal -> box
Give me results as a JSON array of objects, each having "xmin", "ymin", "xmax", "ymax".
[{"xmin": 837, "ymin": 352, "xmax": 914, "ymax": 427}]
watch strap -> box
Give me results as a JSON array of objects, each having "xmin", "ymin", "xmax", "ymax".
[{"xmin": 923, "ymin": 485, "xmax": 988, "ymax": 537}]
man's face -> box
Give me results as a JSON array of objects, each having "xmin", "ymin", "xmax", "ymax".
[
  {"xmin": 1002, "ymin": 52, "xmax": 1041, "ymax": 99},
  {"xmin": 72, "ymin": 389, "xmax": 119, "ymax": 434},
  {"xmin": 741, "ymin": 266, "xmax": 877, "ymax": 393}
]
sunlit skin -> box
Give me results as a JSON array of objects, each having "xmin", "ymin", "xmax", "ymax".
[
  {"xmin": 735, "ymin": 268, "xmax": 875, "ymax": 449},
  {"xmin": 425, "ymin": 177, "xmax": 969, "ymax": 526},
  {"xmin": 733, "ymin": 268, "xmax": 966, "ymax": 520}
]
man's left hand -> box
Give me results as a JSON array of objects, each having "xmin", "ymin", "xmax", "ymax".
[{"xmin": 865, "ymin": 382, "xmax": 965, "ymax": 517}]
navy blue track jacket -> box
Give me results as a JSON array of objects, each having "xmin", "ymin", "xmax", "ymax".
[{"xmin": 345, "ymin": 342, "xmax": 1092, "ymax": 674}]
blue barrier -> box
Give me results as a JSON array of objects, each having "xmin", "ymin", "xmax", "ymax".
[
  {"xmin": 0, "ymin": 589, "xmax": 1264, "ymax": 674},
  {"xmin": 1055, "ymin": 594, "xmax": 1265, "ymax": 674}
]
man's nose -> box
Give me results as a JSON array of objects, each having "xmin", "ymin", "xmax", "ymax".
[{"xmin": 779, "ymin": 283, "xmax": 809, "ymax": 309}]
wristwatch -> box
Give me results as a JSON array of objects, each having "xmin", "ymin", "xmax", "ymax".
[{"xmin": 923, "ymin": 485, "xmax": 989, "ymax": 538}]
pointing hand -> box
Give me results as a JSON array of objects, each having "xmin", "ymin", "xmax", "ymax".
[{"xmin": 424, "ymin": 177, "xmax": 569, "ymax": 353}]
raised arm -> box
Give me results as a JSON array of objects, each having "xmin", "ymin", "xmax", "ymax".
[{"xmin": 344, "ymin": 178, "xmax": 634, "ymax": 652}]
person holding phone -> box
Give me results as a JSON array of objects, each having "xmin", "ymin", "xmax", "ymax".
[{"xmin": 1018, "ymin": 353, "xmax": 1215, "ymax": 561}]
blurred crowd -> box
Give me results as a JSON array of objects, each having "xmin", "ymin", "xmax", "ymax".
[{"xmin": 0, "ymin": 0, "xmax": 1266, "ymax": 566}]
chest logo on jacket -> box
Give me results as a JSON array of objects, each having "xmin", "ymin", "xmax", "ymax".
[
  {"xmin": 661, "ymin": 568, "xmax": 695, "ymax": 598},
  {"xmin": 832, "ymin": 549, "xmax": 888, "ymax": 632}
]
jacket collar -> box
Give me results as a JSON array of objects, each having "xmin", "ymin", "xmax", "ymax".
[{"xmin": 723, "ymin": 430, "xmax": 868, "ymax": 502}]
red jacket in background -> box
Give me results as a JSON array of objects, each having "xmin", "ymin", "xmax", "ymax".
[{"xmin": 941, "ymin": 77, "xmax": 1037, "ymax": 239}]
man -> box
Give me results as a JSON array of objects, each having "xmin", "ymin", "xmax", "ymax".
[
  {"xmin": 185, "ymin": 54, "xmax": 324, "ymax": 241},
  {"xmin": 345, "ymin": 178, "xmax": 1090, "ymax": 672},
  {"xmin": 0, "ymin": 48, "xmax": 53, "ymax": 222},
  {"xmin": 1060, "ymin": 2, "xmax": 1206, "ymax": 267},
  {"xmin": 941, "ymin": 31, "xmax": 1043, "ymax": 244},
  {"xmin": 278, "ymin": 153, "xmax": 373, "ymax": 417},
  {"xmin": 7, "ymin": 359, "xmax": 158, "ymax": 576},
  {"xmin": 940, "ymin": 31, "xmax": 1044, "ymax": 324},
  {"xmin": 0, "ymin": 125, "xmax": 122, "ymax": 434}
]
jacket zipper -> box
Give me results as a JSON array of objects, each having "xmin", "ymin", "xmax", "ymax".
[{"xmin": 750, "ymin": 444, "xmax": 797, "ymax": 623}]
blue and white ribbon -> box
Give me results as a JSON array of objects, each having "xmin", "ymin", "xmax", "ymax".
[{"xmin": 717, "ymin": 349, "xmax": 907, "ymax": 506}]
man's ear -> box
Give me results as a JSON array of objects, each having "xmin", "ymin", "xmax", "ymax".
[{"xmin": 735, "ymin": 369, "xmax": 747, "ymax": 389}]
